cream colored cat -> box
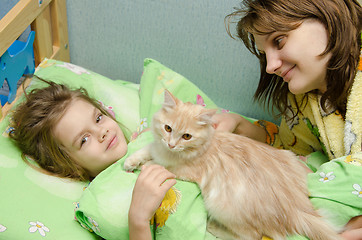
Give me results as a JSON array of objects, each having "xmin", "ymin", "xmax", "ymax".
[{"xmin": 124, "ymin": 90, "xmax": 340, "ymax": 240}]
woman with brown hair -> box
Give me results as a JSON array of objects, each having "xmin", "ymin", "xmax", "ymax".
[{"xmin": 214, "ymin": 0, "xmax": 362, "ymax": 238}]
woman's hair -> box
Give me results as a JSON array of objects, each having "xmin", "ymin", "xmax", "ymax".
[
  {"xmin": 226, "ymin": 0, "xmax": 362, "ymax": 117},
  {"xmin": 9, "ymin": 79, "xmax": 117, "ymax": 181}
]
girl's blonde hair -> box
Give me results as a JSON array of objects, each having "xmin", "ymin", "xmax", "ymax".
[
  {"xmin": 226, "ymin": 0, "xmax": 362, "ymax": 117},
  {"xmin": 9, "ymin": 79, "xmax": 117, "ymax": 181}
]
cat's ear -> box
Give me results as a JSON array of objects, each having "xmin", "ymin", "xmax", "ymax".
[
  {"xmin": 163, "ymin": 89, "xmax": 178, "ymax": 111},
  {"xmin": 198, "ymin": 109, "xmax": 217, "ymax": 125}
]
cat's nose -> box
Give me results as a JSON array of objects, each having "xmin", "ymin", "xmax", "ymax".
[{"xmin": 168, "ymin": 143, "xmax": 175, "ymax": 149}]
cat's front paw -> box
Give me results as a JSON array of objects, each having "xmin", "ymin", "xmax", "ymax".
[
  {"xmin": 123, "ymin": 145, "xmax": 152, "ymax": 171},
  {"xmin": 123, "ymin": 155, "xmax": 143, "ymax": 172}
]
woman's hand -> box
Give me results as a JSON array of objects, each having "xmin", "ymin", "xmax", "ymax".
[
  {"xmin": 212, "ymin": 112, "xmax": 267, "ymax": 143},
  {"xmin": 128, "ymin": 164, "xmax": 176, "ymax": 240},
  {"xmin": 212, "ymin": 112, "xmax": 244, "ymax": 133}
]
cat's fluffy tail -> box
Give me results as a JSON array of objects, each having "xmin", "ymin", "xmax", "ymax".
[{"xmin": 295, "ymin": 211, "xmax": 341, "ymax": 240}]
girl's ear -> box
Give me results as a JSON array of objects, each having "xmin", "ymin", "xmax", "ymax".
[
  {"xmin": 198, "ymin": 109, "xmax": 217, "ymax": 125},
  {"xmin": 163, "ymin": 89, "xmax": 178, "ymax": 111}
]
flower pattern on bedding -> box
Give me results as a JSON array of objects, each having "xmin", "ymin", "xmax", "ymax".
[
  {"xmin": 0, "ymin": 224, "xmax": 6, "ymax": 232},
  {"xmin": 157, "ymin": 71, "xmax": 174, "ymax": 85},
  {"xmin": 98, "ymin": 101, "xmax": 116, "ymax": 119},
  {"xmin": 318, "ymin": 172, "xmax": 335, "ymax": 183},
  {"xmin": 307, "ymin": 155, "xmax": 362, "ymax": 229},
  {"xmin": 130, "ymin": 118, "xmax": 149, "ymax": 141},
  {"xmin": 87, "ymin": 217, "xmax": 100, "ymax": 233},
  {"xmin": 139, "ymin": 118, "xmax": 148, "ymax": 132},
  {"xmin": 352, "ymin": 184, "xmax": 362, "ymax": 198},
  {"xmin": 28, "ymin": 221, "xmax": 49, "ymax": 237}
]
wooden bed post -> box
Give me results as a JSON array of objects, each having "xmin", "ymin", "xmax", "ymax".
[
  {"xmin": 0, "ymin": 0, "xmax": 70, "ymax": 65},
  {"xmin": 0, "ymin": 0, "xmax": 70, "ymax": 120},
  {"xmin": 31, "ymin": 0, "xmax": 70, "ymax": 65}
]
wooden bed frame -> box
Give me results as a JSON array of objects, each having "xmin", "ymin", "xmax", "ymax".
[{"xmin": 0, "ymin": 0, "xmax": 70, "ymax": 120}]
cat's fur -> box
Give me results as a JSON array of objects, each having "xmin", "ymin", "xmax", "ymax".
[{"xmin": 124, "ymin": 90, "xmax": 340, "ymax": 240}]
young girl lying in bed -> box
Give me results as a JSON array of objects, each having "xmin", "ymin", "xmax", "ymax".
[{"xmin": 8, "ymin": 80, "xmax": 177, "ymax": 240}]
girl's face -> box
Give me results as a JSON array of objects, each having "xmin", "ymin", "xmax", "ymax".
[
  {"xmin": 254, "ymin": 19, "xmax": 331, "ymax": 94},
  {"xmin": 53, "ymin": 99, "xmax": 127, "ymax": 177}
]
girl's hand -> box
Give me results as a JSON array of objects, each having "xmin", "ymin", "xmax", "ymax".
[
  {"xmin": 130, "ymin": 164, "xmax": 176, "ymax": 221},
  {"xmin": 128, "ymin": 165, "xmax": 176, "ymax": 240}
]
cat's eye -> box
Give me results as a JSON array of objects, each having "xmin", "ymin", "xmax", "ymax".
[
  {"xmin": 165, "ymin": 125, "xmax": 172, "ymax": 132},
  {"xmin": 182, "ymin": 133, "xmax": 192, "ymax": 140}
]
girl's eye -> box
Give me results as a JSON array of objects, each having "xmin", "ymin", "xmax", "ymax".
[
  {"xmin": 80, "ymin": 136, "xmax": 89, "ymax": 147},
  {"xmin": 96, "ymin": 114, "xmax": 103, "ymax": 123},
  {"xmin": 182, "ymin": 133, "xmax": 192, "ymax": 140},
  {"xmin": 165, "ymin": 125, "xmax": 172, "ymax": 133}
]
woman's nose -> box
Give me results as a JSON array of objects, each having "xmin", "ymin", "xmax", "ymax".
[{"xmin": 265, "ymin": 51, "xmax": 282, "ymax": 75}]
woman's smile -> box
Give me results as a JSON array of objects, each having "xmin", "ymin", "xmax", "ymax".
[{"xmin": 281, "ymin": 65, "xmax": 295, "ymax": 82}]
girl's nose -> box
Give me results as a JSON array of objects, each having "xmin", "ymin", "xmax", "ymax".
[
  {"xmin": 99, "ymin": 129, "xmax": 109, "ymax": 142},
  {"xmin": 265, "ymin": 51, "xmax": 282, "ymax": 75}
]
